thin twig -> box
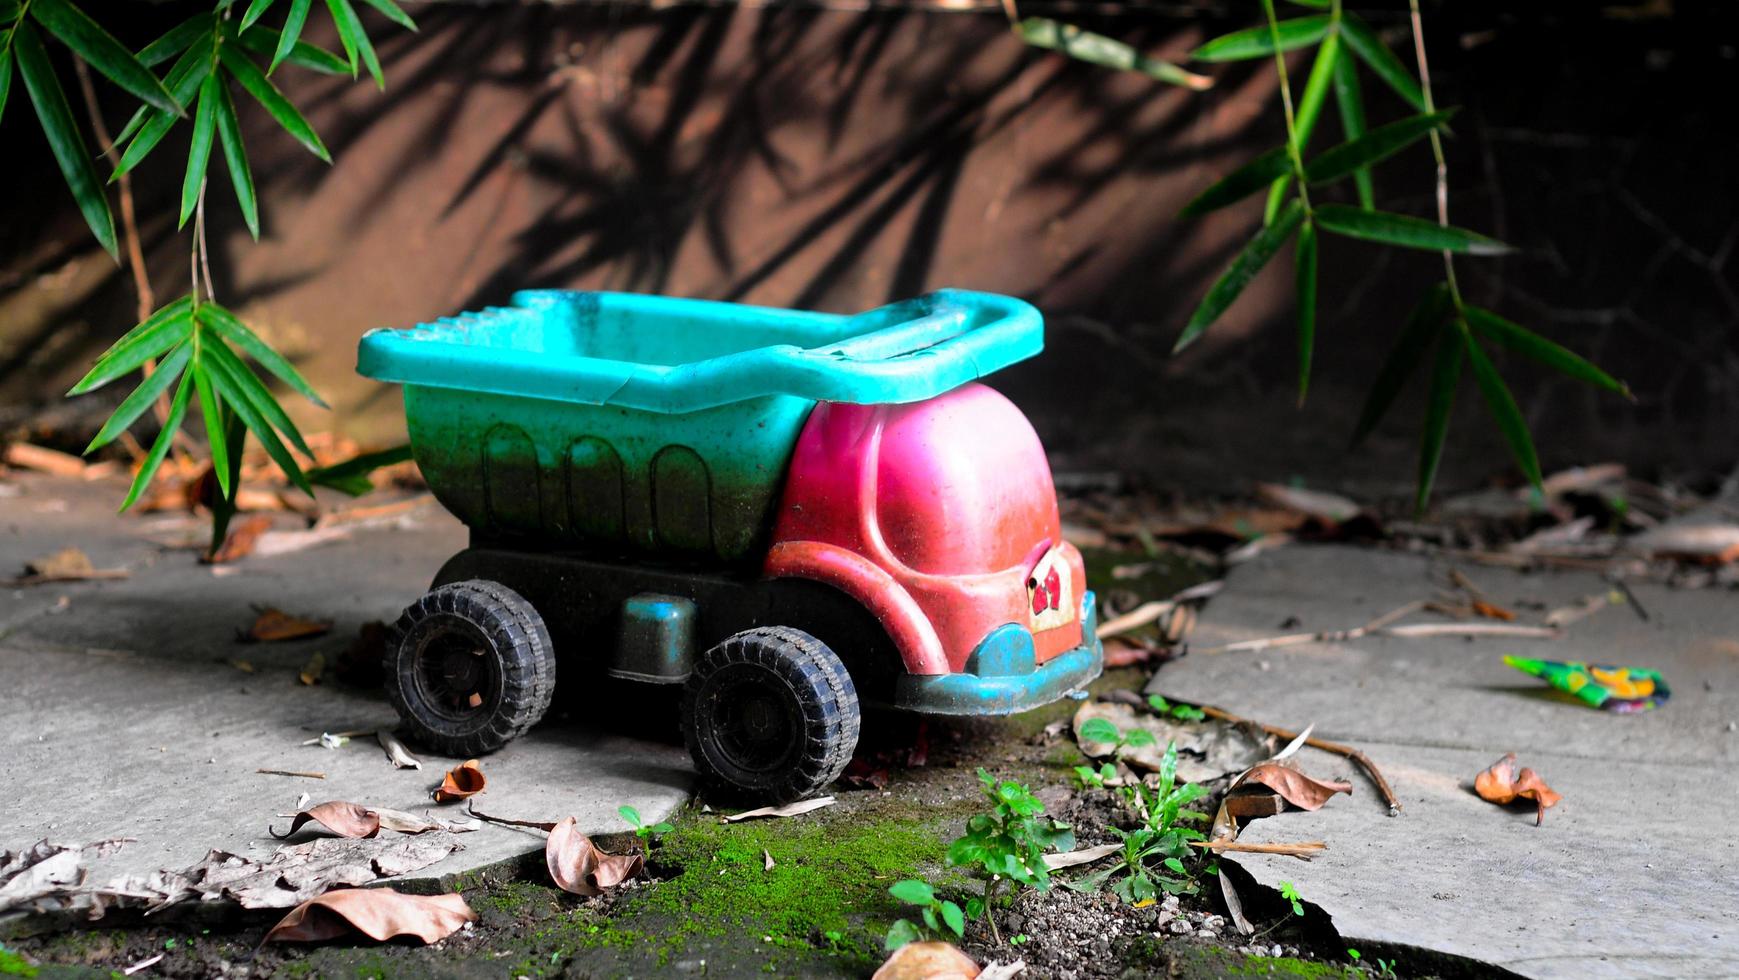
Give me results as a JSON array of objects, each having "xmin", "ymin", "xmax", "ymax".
[
  {"xmin": 1407, "ymin": 0, "xmax": 1460, "ymax": 303},
  {"xmin": 1198, "ymin": 600, "xmax": 1423, "ymax": 654},
  {"xmin": 73, "ymin": 56, "xmax": 165, "ymax": 435},
  {"xmin": 1260, "ymin": 0, "xmax": 1313, "ymax": 213},
  {"xmin": 1611, "ymin": 577, "xmax": 1651, "ymax": 622},
  {"xmin": 1198, "ymin": 705, "xmax": 1402, "ymax": 814},
  {"xmin": 465, "ymin": 803, "xmax": 557, "ymax": 833},
  {"xmin": 255, "ymin": 768, "xmax": 326, "ymax": 779},
  {"xmin": 1189, "ymin": 837, "xmax": 1321, "ymax": 854}
]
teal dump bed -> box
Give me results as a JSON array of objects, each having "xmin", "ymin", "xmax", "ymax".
[{"xmin": 358, "ymin": 289, "xmax": 1042, "ymax": 563}]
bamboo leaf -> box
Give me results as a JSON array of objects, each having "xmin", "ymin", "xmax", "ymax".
[
  {"xmin": 1340, "ymin": 13, "xmax": 1425, "ymax": 112},
  {"xmin": 1174, "ymin": 198, "xmax": 1306, "ymax": 353},
  {"xmin": 179, "ymin": 72, "xmax": 219, "ymax": 228},
  {"xmin": 192, "ymin": 361, "xmax": 231, "ymax": 497},
  {"xmin": 1462, "ymin": 306, "xmax": 1630, "ymax": 397},
  {"xmin": 196, "ymin": 302, "xmax": 328, "ymax": 408},
  {"xmin": 213, "ymin": 77, "xmax": 259, "ymax": 239},
  {"xmin": 1330, "ymin": 50, "xmax": 1374, "ymax": 208},
  {"xmin": 233, "ymin": 23, "xmax": 348, "ymax": 75},
  {"xmin": 113, "ymin": 40, "xmax": 213, "ymax": 178},
  {"xmin": 325, "ymin": 0, "xmax": 381, "ymax": 88},
  {"xmin": 201, "ymin": 327, "xmax": 317, "ymax": 459},
  {"xmin": 201, "ymin": 340, "xmax": 313, "ymax": 492},
  {"xmin": 270, "ymin": 0, "xmax": 312, "ymax": 73},
  {"xmin": 1263, "ymin": 29, "xmax": 1338, "ymax": 224},
  {"xmin": 358, "ymin": 0, "xmax": 417, "ymax": 32},
  {"xmin": 1286, "ymin": 0, "xmax": 1330, "ymax": 6},
  {"xmin": 136, "ymin": 14, "xmax": 210, "ymax": 68},
  {"xmin": 1295, "ymin": 220, "xmax": 1317, "ymax": 403},
  {"xmin": 85, "ymin": 341, "xmax": 192, "ymax": 453},
  {"xmin": 113, "ymin": 38, "xmax": 208, "ymax": 149},
  {"xmin": 1179, "ymin": 146, "xmax": 1290, "ymax": 218},
  {"xmin": 1306, "ymin": 108, "xmax": 1455, "ymax": 185},
  {"xmin": 68, "ymin": 299, "xmax": 195, "ymax": 395},
  {"xmin": 1016, "ymin": 18, "xmax": 1211, "ymax": 90},
  {"xmin": 1314, "ymin": 204, "xmax": 1510, "ymax": 255},
  {"xmin": 1192, "ymin": 15, "xmax": 1330, "ymax": 62},
  {"xmin": 1416, "ymin": 329, "xmax": 1463, "ymax": 513},
  {"xmin": 0, "ymin": 48, "xmax": 12, "ymax": 127},
  {"xmin": 1351, "ymin": 283, "xmax": 1450, "ymax": 446},
  {"xmin": 308, "ymin": 443, "xmax": 413, "ymax": 496},
  {"xmin": 1458, "ymin": 320, "xmax": 1542, "ymax": 491},
  {"xmin": 219, "ymin": 42, "xmax": 330, "ymax": 162},
  {"xmin": 240, "ymin": 0, "xmax": 277, "ymax": 32},
  {"xmin": 13, "ymin": 21, "xmax": 116, "ymax": 257},
  {"xmin": 30, "ymin": 0, "xmax": 180, "ymax": 114},
  {"xmin": 120, "ymin": 369, "xmax": 194, "ymax": 512}
]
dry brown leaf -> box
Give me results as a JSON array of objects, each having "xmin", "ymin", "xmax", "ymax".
[
  {"xmin": 8, "ymin": 547, "xmax": 129, "ymax": 586},
  {"xmin": 1470, "ymin": 598, "xmax": 1517, "ymax": 622},
  {"xmin": 873, "ymin": 941, "xmax": 981, "ymax": 980},
  {"xmin": 377, "ymin": 731, "xmax": 422, "ymax": 770},
  {"xmin": 433, "ymin": 760, "xmax": 485, "ymax": 802},
  {"xmin": 271, "ymin": 801, "xmax": 381, "ymax": 840},
  {"xmin": 1474, "ymin": 753, "xmax": 1562, "ymax": 826},
  {"xmin": 1631, "ymin": 523, "xmax": 1739, "ymax": 564},
  {"xmin": 545, "ymin": 817, "xmax": 642, "ymax": 896},
  {"xmin": 1254, "ymin": 483, "xmax": 1361, "ymax": 523},
  {"xmin": 244, "ymin": 607, "xmax": 334, "ymax": 643},
  {"xmin": 720, "ymin": 797, "xmax": 836, "ymax": 822},
  {"xmin": 1042, "ymin": 843, "xmax": 1120, "ymax": 871},
  {"xmin": 204, "ymin": 515, "xmax": 273, "ymax": 564},
  {"xmin": 263, "ymin": 887, "xmax": 475, "ymax": 945},
  {"xmin": 298, "ymin": 652, "xmax": 326, "ymax": 686},
  {"xmin": 1232, "ymin": 763, "xmax": 1352, "ymax": 811}
]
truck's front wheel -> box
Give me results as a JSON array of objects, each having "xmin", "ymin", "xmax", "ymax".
[
  {"xmin": 682, "ymin": 627, "xmax": 860, "ymax": 804},
  {"xmin": 385, "ymin": 580, "xmax": 556, "ymax": 757}
]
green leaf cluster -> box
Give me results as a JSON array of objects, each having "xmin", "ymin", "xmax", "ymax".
[
  {"xmin": 68, "ymin": 296, "xmax": 326, "ymax": 512},
  {"xmin": 1164, "ymin": 2, "xmax": 1630, "ymax": 506},
  {"xmin": 11, "ymin": 0, "xmax": 415, "ymax": 525}
]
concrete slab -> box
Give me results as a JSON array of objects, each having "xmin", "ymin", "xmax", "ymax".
[
  {"xmin": 1148, "ymin": 545, "xmax": 1739, "ymax": 979},
  {"xmin": 1, "ymin": 473, "xmax": 692, "ymax": 894}
]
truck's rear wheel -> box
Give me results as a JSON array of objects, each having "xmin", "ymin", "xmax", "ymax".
[
  {"xmin": 682, "ymin": 626, "xmax": 859, "ymax": 804},
  {"xmin": 386, "ymin": 580, "xmax": 556, "ymax": 757}
]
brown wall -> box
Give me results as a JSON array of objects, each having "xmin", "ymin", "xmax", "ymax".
[{"xmin": 3, "ymin": 2, "xmax": 1735, "ymax": 495}]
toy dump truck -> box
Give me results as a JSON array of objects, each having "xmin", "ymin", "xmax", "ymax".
[{"xmin": 358, "ymin": 289, "xmax": 1102, "ymax": 802}]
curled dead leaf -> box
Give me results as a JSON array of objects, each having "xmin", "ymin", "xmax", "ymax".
[
  {"xmin": 1232, "ymin": 763, "xmax": 1352, "ymax": 812},
  {"xmin": 873, "ymin": 941, "xmax": 981, "ymax": 980},
  {"xmin": 244, "ymin": 607, "xmax": 333, "ymax": 643},
  {"xmin": 433, "ymin": 760, "xmax": 485, "ymax": 803},
  {"xmin": 263, "ymin": 888, "xmax": 475, "ymax": 944},
  {"xmin": 546, "ymin": 816, "xmax": 642, "ymax": 896},
  {"xmin": 1473, "ymin": 753, "xmax": 1562, "ymax": 825},
  {"xmin": 272, "ymin": 801, "xmax": 381, "ymax": 840},
  {"xmin": 377, "ymin": 731, "xmax": 422, "ymax": 770},
  {"xmin": 720, "ymin": 797, "xmax": 835, "ymax": 823}
]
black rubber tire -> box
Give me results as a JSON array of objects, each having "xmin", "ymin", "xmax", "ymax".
[
  {"xmin": 681, "ymin": 626, "xmax": 860, "ymax": 804},
  {"xmin": 385, "ymin": 579, "xmax": 556, "ymax": 757}
]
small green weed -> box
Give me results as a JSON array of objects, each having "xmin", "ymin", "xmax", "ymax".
[
  {"xmin": 883, "ymin": 880, "xmax": 965, "ymax": 951},
  {"xmin": 1148, "ymin": 694, "xmax": 1206, "ymax": 722},
  {"xmin": 619, "ymin": 805, "xmax": 674, "ymax": 858},
  {"xmin": 1069, "ymin": 739, "xmax": 1209, "ymax": 903},
  {"xmin": 946, "ymin": 769, "xmax": 1074, "ymax": 942}
]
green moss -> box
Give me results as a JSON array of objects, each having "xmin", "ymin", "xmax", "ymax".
[
  {"xmin": 0, "ymin": 944, "xmax": 40, "ymax": 978},
  {"xmin": 1228, "ymin": 952, "xmax": 1363, "ymax": 978},
  {"xmin": 449, "ymin": 794, "xmax": 977, "ymax": 977}
]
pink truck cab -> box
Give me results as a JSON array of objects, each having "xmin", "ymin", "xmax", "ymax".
[{"xmin": 359, "ymin": 289, "xmax": 1103, "ymax": 802}]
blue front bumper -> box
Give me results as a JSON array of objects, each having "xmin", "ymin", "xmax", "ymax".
[{"xmin": 892, "ymin": 591, "xmax": 1104, "ymax": 716}]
